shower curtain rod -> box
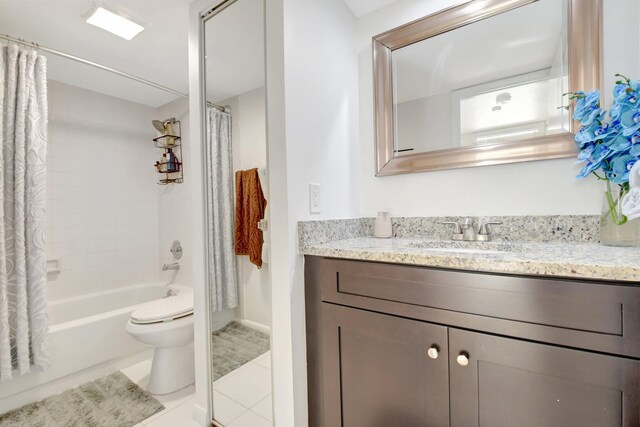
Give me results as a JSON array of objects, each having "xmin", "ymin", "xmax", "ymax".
[{"xmin": 0, "ymin": 33, "xmax": 227, "ymax": 113}]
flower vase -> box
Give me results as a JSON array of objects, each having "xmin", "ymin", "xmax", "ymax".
[{"xmin": 600, "ymin": 182, "xmax": 638, "ymax": 246}]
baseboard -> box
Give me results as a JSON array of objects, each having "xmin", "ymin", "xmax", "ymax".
[
  {"xmin": 236, "ymin": 318, "xmax": 271, "ymax": 335},
  {"xmin": 192, "ymin": 402, "xmax": 210, "ymax": 426}
]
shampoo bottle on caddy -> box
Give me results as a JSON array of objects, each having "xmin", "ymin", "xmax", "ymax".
[{"xmin": 375, "ymin": 211, "xmax": 392, "ymax": 238}]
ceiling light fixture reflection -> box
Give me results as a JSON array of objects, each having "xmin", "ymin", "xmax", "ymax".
[{"xmin": 85, "ymin": 6, "xmax": 144, "ymax": 40}]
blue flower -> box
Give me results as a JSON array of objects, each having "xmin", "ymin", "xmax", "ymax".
[
  {"xmin": 573, "ymin": 90, "xmax": 600, "ymax": 122},
  {"xmin": 608, "ymin": 134, "xmax": 633, "ymax": 153},
  {"xmin": 591, "ymin": 144, "xmax": 615, "ymax": 164},
  {"xmin": 614, "ymin": 83, "xmax": 631, "ymax": 101},
  {"xmin": 576, "ymin": 162, "xmax": 598, "ymax": 178},
  {"xmin": 575, "ymin": 123, "xmax": 601, "ymax": 147},
  {"xmin": 572, "ymin": 77, "xmax": 640, "ymax": 185},
  {"xmin": 577, "ymin": 145, "xmax": 595, "ymax": 162},
  {"xmin": 621, "ymin": 110, "xmax": 640, "ymax": 136},
  {"xmin": 610, "ymin": 154, "xmax": 637, "ymax": 183},
  {"xmin": 610, "ymin": 102, "xmax": 625, "ymax": 120},
  {"xmin": 614, "ymin": 83, "xmax": 639, "ymax": 103},
  {"xmin": 581, "ymin": 107, "xmax": 602, "ymax": 126},
  {"xmin": 575, "ymin": 120, "xmax": 617, "ymax": 147}
]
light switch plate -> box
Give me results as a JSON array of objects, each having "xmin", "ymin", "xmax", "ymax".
[{"xmin": 309, "ymin": 183, "xmax": 321, "ymax": 214}]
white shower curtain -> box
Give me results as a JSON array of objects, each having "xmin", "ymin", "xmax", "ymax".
[
  {"xmin": 205, "ymin": 108, "xmax": 238, "ymax": 312},
  {"xmin": 0, "ymin": 44, "xmax": 50, "ymax": 380}
]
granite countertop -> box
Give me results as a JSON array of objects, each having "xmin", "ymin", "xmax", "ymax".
[{"xmin": 300, "ymin": 237, "xmax": 640, "ymax": 282}]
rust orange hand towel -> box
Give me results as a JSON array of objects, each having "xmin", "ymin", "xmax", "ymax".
[{"xmin": 234, "ymin": 168, "xmax": 267, "ymax": 268}]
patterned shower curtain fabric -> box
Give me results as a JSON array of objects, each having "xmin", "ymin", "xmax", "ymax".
[
  {"xmin": 205, "ymin": 108, "xmax": 238, "ymax": 312},
  {"xmin": 0, "ymin": 44, "xmax": 50, "ymax": 381}
]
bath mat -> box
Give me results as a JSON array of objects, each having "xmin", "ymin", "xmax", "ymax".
[
  {"xmin": 211, "ymin": 321, "xmax": 270, "ymax": 381},
  {"xmin": 0, "ymin": 371, "xmax": 164, "ymax": 427}
]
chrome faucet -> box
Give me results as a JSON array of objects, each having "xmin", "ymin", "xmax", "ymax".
[
  {"xmin": 476, "ymin": 220, "xmax": 503, "ymax": 242},
  {"xmin": 461, "ymin": 217, "xmax": 476, "ymax": 241},
  {"xmin": 162, "ymin": 262, "xmax": 180, "ymax": 271},
  {"xmin": 441, "ymin": 218, "xmax": 502, "ymax": 242},
  {"xmin": 440, "ymin": 220, "xmax": 463, "ymax": 241}
]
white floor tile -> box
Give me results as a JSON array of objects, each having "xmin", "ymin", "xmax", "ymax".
[
  {"xmin": 142, "ymin": 384, "xmax": 196, "ymax": 423},
  {"xmin": 212, "ymin": 391, "xmax": 247, "ymax": 425},
  {"xmin": 214, "ymin": 363, "xmax": 271, "ymax": 408},
  {"xmin": 227, "ymin": 410, "xmax": 272, "ymax": 427},
  {"xmin": 212, "ymin": 362, "xmax": 249, "ymax": 388},
  {"xmin": 155, "ymin": 384, "xmax": 196, "ymax": 409},
  {"xmin": 143, "ymin": 397, "xmax": 200, "ymax": 427},
  {"xmin": 213, "ymin": 362, "xmax": 246, "ymax": 386},
  {"xmin": 252, "ymin": 351, "xmax": 272, "ymax": 370},
  {"xmin": 121, "ymin": 358, "xmax": 152, "ymax": 388},
  {"xmin": 120, "ymin": 358, "xmax": 195, "ymax": 425},
  {"xmin": 250, "ymin": 395, "xmax": 273, "ymax": 421}
]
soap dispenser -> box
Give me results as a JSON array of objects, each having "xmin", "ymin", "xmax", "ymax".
[{"xmin": 375, "ymin": 211, "xmax": 393, "ymax": 238}]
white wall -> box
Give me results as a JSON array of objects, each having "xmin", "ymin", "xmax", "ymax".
[
  {"xmin": 156, "ymin": 97, "xmax": 194, "ymax": 288},
  {"xmin": 223, "ymin": 87, "xmax": 271, "ymax": 329},
  {"xmin": 396, "ymin": 93, "xmax": 452, "ymax": 152},
  {"xmin": 265, "ymin": 0, "xmax": 362, "ymax": 425},
  {"xmin": 46, "ymin": 81, "xmax": 161, "ymax": 300},
  {"xmin": 357, "ymin": 0, "xmax": 640, "ymax": 217}
]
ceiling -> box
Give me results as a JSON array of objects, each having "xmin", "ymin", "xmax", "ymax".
[
  {"xmin": 0, "ymin": 0, "xmax": 195, "ymax": 107},
  {"xmin": 0, "ymin": 0, "xmax": 264, "ymax": 108},
  {"xmin": 343, "ymin": 0, "xmax": 400, "ymax": 17},
  {"xmin": 0, "ymin": 0, "xmax": 404, "ymax": 108}
]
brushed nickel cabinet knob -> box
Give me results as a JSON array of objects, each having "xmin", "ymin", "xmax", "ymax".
[
  {"xmin": 427, "ymin": 345, "xmax": 439, "ymax": 359},
  {"xmin": 457, "ymin": 352, "xmax": 470, "ymax": 367}
]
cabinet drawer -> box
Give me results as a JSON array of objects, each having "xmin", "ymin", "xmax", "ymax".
[{"xmin": 307, "ymin": 256, "xmax": 640, "ymax": 357}]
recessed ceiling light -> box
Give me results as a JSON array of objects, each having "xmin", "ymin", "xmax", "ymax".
[{"xmin": 85, "ymin": 6, "xmax": 144, "ymax": 40}]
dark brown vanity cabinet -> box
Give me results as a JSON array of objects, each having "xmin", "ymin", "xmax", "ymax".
[
  {"xmin": 305, "ymin": 256, "xmax": 640, "ymax": 427},
  {"xmin": 321, "ymin": 304, "xmax": 450, "ymax": 427}
]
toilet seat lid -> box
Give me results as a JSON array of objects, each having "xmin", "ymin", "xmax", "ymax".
[{"xmin": 131, "ymin": 291, "xmax": 194, "ymax": 324}]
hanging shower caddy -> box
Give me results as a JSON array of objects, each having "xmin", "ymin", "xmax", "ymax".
[{"xmin": 153, "ymin": 118, "xmax": 183, "ymax": 185}]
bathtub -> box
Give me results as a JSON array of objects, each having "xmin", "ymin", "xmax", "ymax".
[{"xmin": 0, "ymin": 283, "xmax": 167, "ymax": 412}]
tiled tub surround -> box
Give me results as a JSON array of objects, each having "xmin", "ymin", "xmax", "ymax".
[
  {"xmin": 47, "ymin": 81, "xmax": 161, "ymax": 300},
  {"xmin": 298, "ymin": 216, "xmax": 640, "ymax": 282}
]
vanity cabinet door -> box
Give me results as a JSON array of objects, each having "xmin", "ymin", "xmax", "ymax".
[
  {"xmin": 321, "ymin": 303, "xmax": 450, "ymax": 427},
  {"xmin": 449, "ymin": 328, "xmax": 640, "ymax": 427}
]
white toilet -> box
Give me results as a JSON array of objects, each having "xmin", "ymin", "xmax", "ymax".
[{"xmin": 126, "ymin": 287, "xmax": 195, "ymax": 395}]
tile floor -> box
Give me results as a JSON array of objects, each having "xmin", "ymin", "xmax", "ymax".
[{"xmin": 121, "ymin": 351, "xmax": 272, "ymax": 427}]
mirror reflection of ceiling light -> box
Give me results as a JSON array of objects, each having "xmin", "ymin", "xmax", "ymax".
[
  {"xmin": 496, "ymin": 92, "xmax": 512, "ymax": 104},
  {"xmin": 491, "ymin": 92, "xmax": 512, "ymax": 112},
  {"xmin": 85, "ymin": 6, "xmax": 144, "ymax": 40},
  {"xmin": 476, "ymin": 129, "xmax": 539, "ymax": 142}
]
